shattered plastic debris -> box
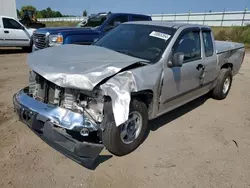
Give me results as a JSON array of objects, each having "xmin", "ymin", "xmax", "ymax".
[{"xmin": 101, "ymin": 71, "xmax": 137, "ymax": 126}]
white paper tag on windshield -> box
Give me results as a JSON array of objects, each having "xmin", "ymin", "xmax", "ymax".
[{"xmin": 149, "ymin": 31, "xmax": 171, "ymax": 41}]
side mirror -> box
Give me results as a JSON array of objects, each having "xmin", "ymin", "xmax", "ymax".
[{"xmin": 168, "ymin": 52, "xmax": 184, "ymax": 67}]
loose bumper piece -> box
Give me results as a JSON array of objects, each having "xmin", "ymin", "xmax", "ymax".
[
  {"xmin": 14, "ymin": 88, "xmax": 99, "ymax": 131},
  {"xmin": 13, "ymin": 88, "xmax": 104, "ymax": 168}
]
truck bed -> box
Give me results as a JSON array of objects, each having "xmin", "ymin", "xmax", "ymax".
[
  {"xmin": 215, "ymin": 40, "xmax": 245, "ymax": 76},
  {"xmin": 215, "ymin": 40, "xmax": 244, "ymax": 54}
]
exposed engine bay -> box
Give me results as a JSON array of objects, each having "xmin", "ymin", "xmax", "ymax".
[{"xmin": 28, "ymin": 71, "xmax": 104, "ymax": 130}]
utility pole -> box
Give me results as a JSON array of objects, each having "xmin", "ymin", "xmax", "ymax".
[
  {"xmin": 242, "ymin": 7, "xmax": 248, "ymax": 26},
  {"xmin": 221, "ymin": 8, "xmax": 226, "ymax": 26}
]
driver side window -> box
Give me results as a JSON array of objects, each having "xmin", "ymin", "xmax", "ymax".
[
  {"xmin": 3, "ymin": 18, "xmax": 23, "ymax": 29},
  {"xmin": 174, "ymin": 30, "xmax": 201, "ymax": 63}
]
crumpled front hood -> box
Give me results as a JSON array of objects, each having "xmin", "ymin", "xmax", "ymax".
[{"xmin": 27, "ymin": 44, "xmax": 148, "ymax": 90}]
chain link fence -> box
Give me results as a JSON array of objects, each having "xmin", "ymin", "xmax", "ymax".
[{"xmin": 37, "ymin": 10, "xmax": 250, "ymax": 26}]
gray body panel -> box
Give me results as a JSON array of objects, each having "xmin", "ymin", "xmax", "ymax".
[
  {"xmin": 28, "ymin": 45, "xmax": 148, "ymax": 91},
  {"xmin": 215, "ymin": 41, "xmax": 245, "ymax": 76},
  {"xmin": 27, "ymin": 22, "xmax": 245, "ymax": 126}
]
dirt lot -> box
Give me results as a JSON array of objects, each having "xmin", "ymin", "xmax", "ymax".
[{"xmin": 0, "ymin": 48, "xmax": 250, "ymax": 188}]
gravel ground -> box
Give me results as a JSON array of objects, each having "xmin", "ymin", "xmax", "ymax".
[{"xmin": 0, "ymin": 48, "xmax": 250, "ymax": 188}]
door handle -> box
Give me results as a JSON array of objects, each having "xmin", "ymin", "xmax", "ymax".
[
  {"xmin": 4, "ymin": 30, "xmax": 9, "ymax": 34},
  {"xmin": 196, "ymin": 64, "xmax": 205, "ymax": 71}
]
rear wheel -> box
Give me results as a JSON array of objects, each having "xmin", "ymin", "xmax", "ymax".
[
  {"xmin": 211, "ymin": 68, "xmax": 233, "ymax": 100},
  {"xmin": 102, "ymin": 99, "xmax": 148, "ymax": 156}
]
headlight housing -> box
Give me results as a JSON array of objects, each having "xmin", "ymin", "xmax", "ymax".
[{"xmin": 49, "ymin": 34, "xmax": 63, "ymax": 46}]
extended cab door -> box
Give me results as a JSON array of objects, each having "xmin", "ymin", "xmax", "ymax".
[
  {"xmin": 2, "ymin": 17, "xmax": 30, "ymax": 47},
  {"xmin": 200, "ymin": 29, "xmax": 218, "ymax": 85},
  {"xmin": 159, "ymin": 28, "xmax": 206, "ymax": 114}
]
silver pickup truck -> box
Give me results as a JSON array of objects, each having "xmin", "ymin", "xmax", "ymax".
[{"xmin": 13, "ymin": 21, "xmax": 245, "ymax": 167}]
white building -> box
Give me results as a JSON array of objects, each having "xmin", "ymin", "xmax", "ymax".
[{"xmin": 0, "ymin": 0, "xmax": 17, "ymax": 18}]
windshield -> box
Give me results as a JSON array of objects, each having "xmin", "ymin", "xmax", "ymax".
[
  {"xmin": 94, "ymin": 24, "xmax": 176, "ymax": 62},
  {"xmin": 82, "ymin": 14, "xmax": 107, "ymax": 27}
]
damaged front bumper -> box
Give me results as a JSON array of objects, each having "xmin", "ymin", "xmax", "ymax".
[{"xmin": 13, "ymin": 88, "xmax": 104, "ymax": 168}]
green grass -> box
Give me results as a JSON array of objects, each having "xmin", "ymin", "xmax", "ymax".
[
  {"xmin": 42, "ymin": 21, "xmax": 250, "ymax": 48},
  {"xmin": 44, "ymin": 21, "xmax": 79, "ymax": 27},
  {"xmin": 212, "ymin": 26, "xmax": 250, "ymax": 48}
]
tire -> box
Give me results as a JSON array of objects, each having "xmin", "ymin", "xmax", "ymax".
[
  {"xmin": 211, "ymin": 68, "xmax": 233, "ymax": 100},
  {"xmin": 22, "ymin": 46, "xmax": 32, "ymax": 53},
  {"xmin": 102, "ymin": 99, "xmax": 148, "ymax": 156},
  {"xmin": 22, "ymin": 39, "xmax": 33, "ymax": 53}
]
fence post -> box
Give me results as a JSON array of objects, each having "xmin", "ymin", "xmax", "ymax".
[
  {"xmin": 188, "ymin": 10, "xmax": 191, "ymax": 23},
  {"xmin": 242, "ymin": 7, "xmax": 248, "ymax": 26},
  {"xmin": 203, "ymin": 10, "xmax": 206, "ymax": 25},
  {"xmin": 174, "ymin": 12, "xmax": 176, "ymax": 21},
  {"xmin": 221, "ymin": 8, "xmax": 225, "ymax": 26},
  {"xmin": 161, "ymin": 12, "xmax": 163, "ymax": 21}
]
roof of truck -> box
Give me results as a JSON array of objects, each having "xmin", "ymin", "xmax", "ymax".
[
  {"xmin": 90, "ymin": 12, "xmax": 151, "ymax": 17},
  {"xmin": 112, "ymin": 13, "xmax": 151, "ymax": 16},
  {"xmin": 0, "ymin": 15, "xmax": 16, "ymax": 19},
  {"xmin": 124, "ymin": 21, "xmax": 211, "ymax": 29}
]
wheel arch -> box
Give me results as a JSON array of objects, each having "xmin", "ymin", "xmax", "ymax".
[
  {"xmin": 131, "ymin": 90, "xmax": 154, "ymax": 112},
  {"xmin": 221, "ymin": 62, "xmax": 233, "ymax": 70}
]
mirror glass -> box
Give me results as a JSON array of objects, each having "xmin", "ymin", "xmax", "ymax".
[{"xmin": 168, "ymin": 52, "xmax": 184, "ymax": 67}]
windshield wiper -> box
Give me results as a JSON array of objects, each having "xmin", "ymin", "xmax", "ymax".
[{"xmin": 115, "ymin": 49, "xmax": 150, "ymax": 64}]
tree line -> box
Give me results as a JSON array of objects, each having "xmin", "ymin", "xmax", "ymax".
[{"xmin": 17, "ymin": 5, "xmax": 88, "ymax": 18}]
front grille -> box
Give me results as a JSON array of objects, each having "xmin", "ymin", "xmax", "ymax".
[{"xmin": 33, "ymin": 32, "xmax": 47, "ymax": 49}]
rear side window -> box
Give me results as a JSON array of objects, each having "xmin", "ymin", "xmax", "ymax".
[
  {"xmin": 109, "ymin": 15, "xmax": 128, "ymax": 26},
  {"xmin": 174, "ymin": 30, "xmax": 201, "ymax": 62},
  {"xmin": 202, "ymin": 31, "xmax": 214, "ymax": 57},
  {"xmin": 3, "ymin": 18, "xmax": 22, "ymax": 29},
  {"xmin": 132, "ymin": 15, "xmax": 149, "ymax": 21}
]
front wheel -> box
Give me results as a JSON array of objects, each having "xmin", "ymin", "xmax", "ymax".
[
  {"xmin": 211, "ymin": 68, "xmax": 233, "ymax": 100},
  {"xmin": 22, "ymin": 46, "xmax": 32, "ymax": 53},
  {"xmin": 22, "ymin": 39, "xmax": 33, "ymax": 53},
  {"xmin": 102, "ymin": 99, "xmax": 148, "ymax": 156}
]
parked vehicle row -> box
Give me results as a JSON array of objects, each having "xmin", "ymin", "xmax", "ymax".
[
  {"xmin": 1, "ymin": 12, "xmax": 151, "ymax": 51},
  {"xmin": 32, "ymin": 12, "xmax": 152, "ymax": 51},
  {"xmin": 13, "ymin": 20, "xmax": 245, "ymax": 168}
]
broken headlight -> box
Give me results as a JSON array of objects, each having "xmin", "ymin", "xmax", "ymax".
[{"xmin": 61, "ymin": 88, "xmax": 104, "ymax": 123}]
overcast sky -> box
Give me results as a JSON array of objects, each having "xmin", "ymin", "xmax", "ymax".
[{"xmin": 16, "ymin": 0, "xmax": 249, "ymax": 16}]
